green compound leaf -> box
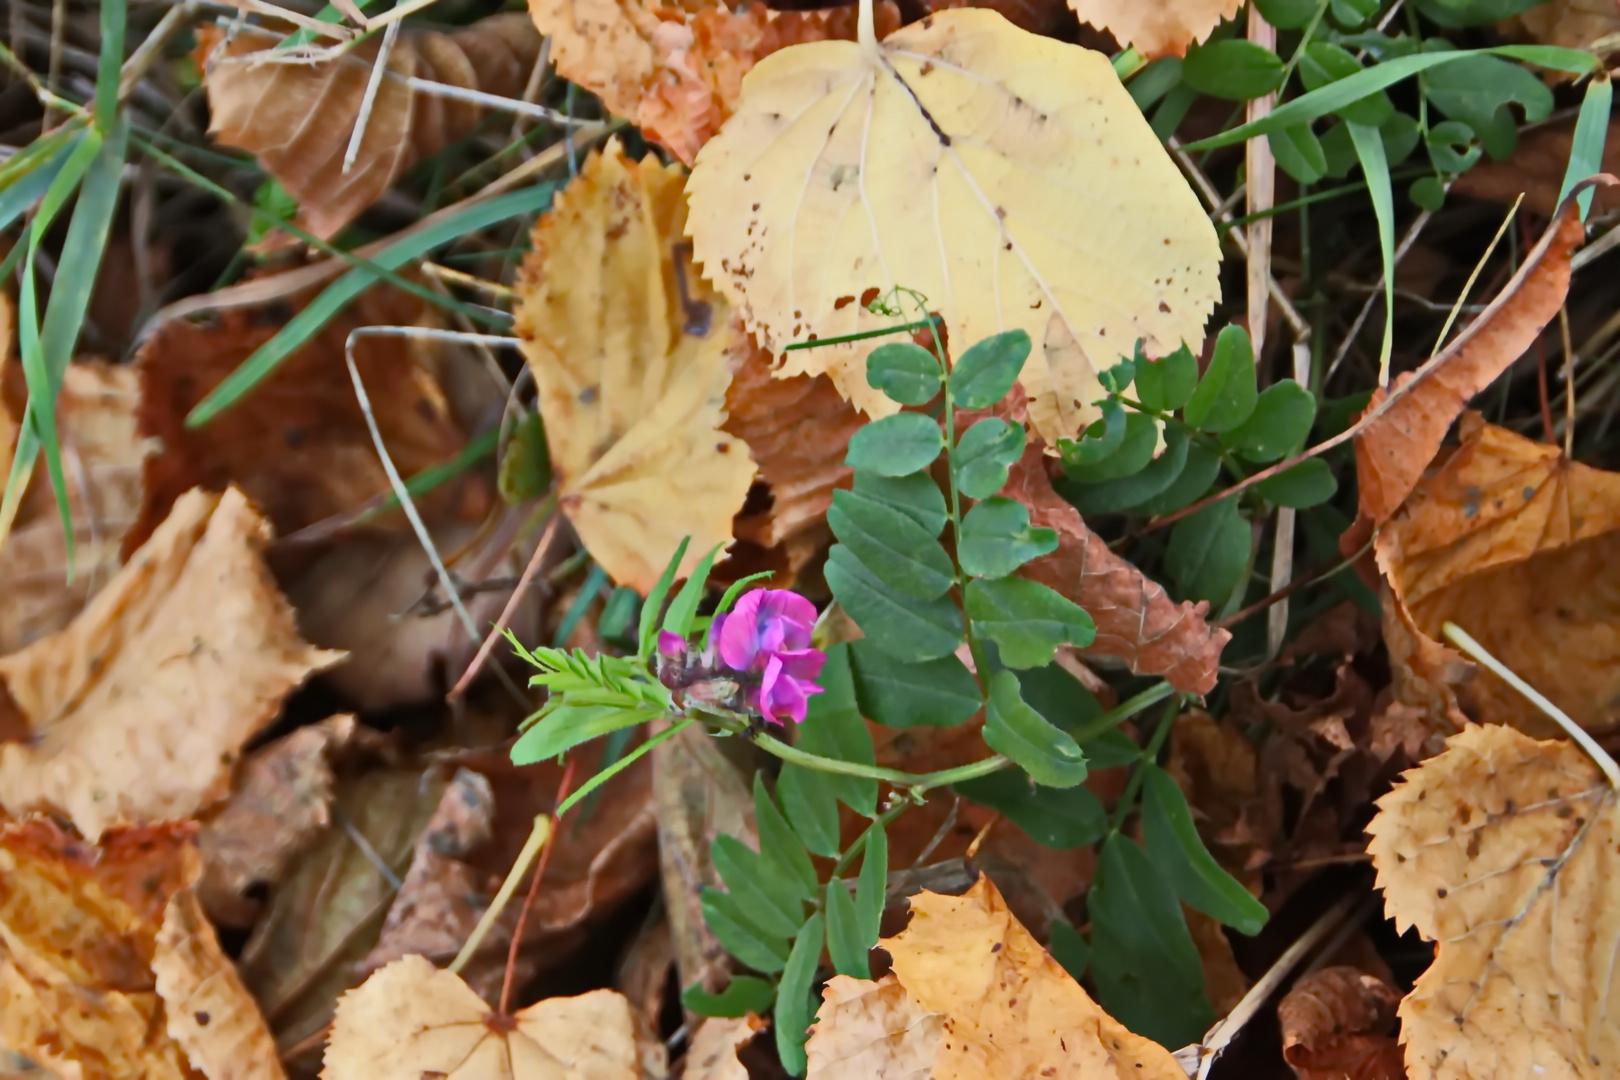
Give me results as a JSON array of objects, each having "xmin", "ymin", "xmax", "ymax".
[
  {"xmin": 825, "ymin": 879, "xmax": 871, "ymax": 978},
  {"xmin": 855, "ymin": 825, "xmax": 887, "ymax": 944},
  {"xmin": 867, "ymin": 341, "xmax": 942, "ymax": 406},
  {"xmin": 1270, "ymin": 123, "xmax": 1328, "ymax": 184},
  {"xmin": 1061, "ymin": 399, "xmax": 1127, "ymax": 470},
  {"xmin": 953, "ymin": 417, "xmax": 1026, "ymax": 499},
  {"xmin": 1061, "ymin": 409, "xmax": 1158, "ymax": 484},
  {"xmin": 683, "ymin": 976, "xmax": 776, "ymax": 1019},
  {"xmin": 1183, "ymin": 326, "xmax": 1257, "ymax": 433},
  {"xmin": 755, "ymin": 773, "xmax": 820, "ymax": 900},
  {"xmin": 1255, "ymin": 458, "xmax": 1339, "ymax": 508},
  {"xmin": 825, "ymin": 546, "xmax": 963, "ymax": 662},
  {"xmin": 852, "ymin": 470, "xmax": 948, "ymax": 535},
  {"xmin": 1081, "ymin": 728, "xmax": 1142, "ymax": 770},
  {"xmin": 958, "ymin": 497, "xmax": 1058, "ymax": 579},
  {"xmin": 793, "ymin": 644, "xmax": 878, "ymax": 818},
  {"xmin": 662, "ymin": 543, "xmax": 723, "ymax": 640},
  {"xmin": 1132, "ymin": 344, "xmax": 1198, "ymax": 413},
  {"xmin": 775, "ymin": 913, "xmax": 825, "ymax": 1076},
  {"xmin": 966, "ymin": 577, "xmax": 1096, "ymax": 669},
  {"xmin": 1301, "ymin": 42, "xmax": 1394, "ymax": 127},
  {"xmin": 1166, "ymin": 498, "xmax": 1251, "ymax": 605},
  {"xmin": 1427, "ymin": 118, "xmax": 1481, "ymax": 173},
  {"xmin": 1137, "ymin": 441, "xmax": 1220, "ymax": 515},
  {"xmin": 955, "ymin": 768, "xmax": 1105, "ymax": 847},
  {"xmin": 848, "ymin": 639, "xmax": 982, "ymax": 729},
  {"xmin": 712, "ymin": 835, "xmax": 809, "ymax": 939},
  {"xmin": 779, "ymin": 764, "xmax": 840, "ymax": 858},
  {"xmin": 828, "ymin": 490, "xmax": 956, "ymax": 600},
  {"xmin": 1220, "ymin": 379, "xmax": 1317, "ymax": 463},
  {"xmin": 981, "ymin": 671, "xmax": 1088, "ymax": 788},
  {"xmin": 845, "ymin": 413, "xmax": 944, "ymax": 476},
  {"xmin": 948, "ymin": 329, "xmax": 1030, "ymax": 408},
  {"xmin": 1141, "ymin": 765, "xmax": 1269, "ymax": 936},
  {"xmin": 1090, "ymin": 835, "xmax": 1213, "ymax": 1051},
  {"xmin": 701, "ymin": 886, "xmax": 790, "ymax": 974},
  {"xmin": 1423, "ymin": 51, "xmax": 1552, "ymax": 159},
  {"xmin": 1558, "ymin": 73, "xmax": 1613, "ymax": 219},
  {"xmin": 1182, "ymin": 39, "xmax": 1286, "ymax": 100},
  {"xmin": 1065, "ymin": 423, "xmax": 1190, "ymax": 515},
  {"xmin": 510, "ymin": 704, "xmax": 658, "ymax": 764},
  {"xmin": 638, "ymin": 537, "xmax": 691, "ymax": 659}
]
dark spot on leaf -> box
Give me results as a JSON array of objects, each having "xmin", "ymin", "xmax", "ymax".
[
  {"xmin": 860, "ymin": 287, "xmax": 882, "ymax": 306},
  {"xmin": 195, "ymin": 1011, "xmax": 211, "ymax": 1026},
  {"xmin": 835, "ymin": 295, "xmax": 856, "ymax": 310}
]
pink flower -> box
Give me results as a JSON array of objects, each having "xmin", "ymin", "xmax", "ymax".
[{"xmin": 716, "ymin": 590, "xmax": 826, "ymax": 724}]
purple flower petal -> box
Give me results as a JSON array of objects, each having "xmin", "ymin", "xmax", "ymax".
[
  {"xmin": 657, "ymin": 631, "xmax": 688, "ymax": 659},
  {"xmin": 759, "ymin": 654, "xmax": 816, "ymax": 725},
  {"xmin": 718, "ymin": 591, "xmax": 765, "ymax": 671},
  {"xmin": 775, "ymin": 648, "xmax": 827, "ymax": 684}
]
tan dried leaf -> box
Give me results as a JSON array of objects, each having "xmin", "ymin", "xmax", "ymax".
[
  {"xmin": 1277, "ymin": 966, "xmax": 1403, "ymax": 1080},
  {"xmin": 806, "ymin": 975, "xmax": 943, "ymax": 1080},
  {"xmin": 1068, "ymin": 0, "xmax": 1241, "ymax": 57},
  {"xmin": 1366, "ymin": 724, "xmax": 1620, "ymax": 1080},
  {"xmin": 515, "ymin": 143, "xmax": 755, "ymax": 593},
  {"xmin": 201, "ymin": 15, "xmax": 542, "ymax": 240},
  {"xmin": 1375, "ymin": 415, "xmax": 1620, "ymax": 735},
  {"xmin": 0, "ymin": 487, "xmax": 342, "ymax": 839},
  {"xmin": 1454, "ymin": 118, "xmax": 1620, "ymax": 218},
  {"xmin": 682, "ymin": 1015, "xmax": 764, "ymax": 1080},
  {"xmin": 321, "ymin": 954, "xmax": 664, "ymax": 1080},
  {"xmin": 1515, "ymin": 0, "xmax": 1620, "ymax": 54}
]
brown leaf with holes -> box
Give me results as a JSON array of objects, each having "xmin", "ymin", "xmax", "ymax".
[
  {"xmin": 0, "ymin": 819, "xmax": 284, "ymax": 1080},
  {"xmin": 1068, "ymin": 0, "xmax": 1241, "ymax": 57},
  {"xmin": 1454, "ymin": 118, "xmax": 1620, "ymax": 218},
  {"xmin": 1277, "ymin": 966, "xmax": 1403, "ymax": 1080},
  {"xmin": 131, "ymin": 282, "xmax": 470, "ymax": 552},
  {"xmin": 1001, "ymin": 441, "xmax": 1230, "ymax": 694},
  {"xmin": 321, "ymin": 954, "xmax": 665, "ymax": 1080},
  {"xmin": 1353, "ymin": 192, "xmax": 1596, "ymax": 530},
  {"xmin": 1367, "ymin": 723, "xmax": 1620, "ymax": 1080},
  {"xmin": 0, "ymin": 488, "xmax": 342, "ymax": 840},
  {"xmin": 804, "ymin": 874, "xmax": 1186, "ymax": 1080},
  {"xmin": 1375, "ymin": 414, "xmax": 1620, "ymax": 736},
  {"xmin": 527, "ymin": 0, "xmax": 898, "ymax": 164},
  {"xmin": 200, "ymin": 14, "xmax": 542, "ymax": 240}
]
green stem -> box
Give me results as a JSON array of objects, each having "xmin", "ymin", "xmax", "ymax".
[
  {"xmin": 1068, "ymin": 681, "xmax": 1179, "ymax": 744},
  {"xmin": 831, "ymin": 802, "xmax": 910, "ymax": 879},
  {"xmin": 750, "ymin": 730, "xmax": 1009, "ymax": 793},
  {"xmin": 1107, "ymin": 697, "xmax": 1181, "ymax": 835}
]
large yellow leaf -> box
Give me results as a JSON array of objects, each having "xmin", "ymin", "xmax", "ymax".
[
  {"xmin": 685, "ymin": 8, "xmax": 1219, "ymax": 443},
  {"xmin": 515, "ymin": 142, "xmax": 756, "ymax": 593},
  {"xmin": 1366, "ymin": 724, "xmax": 1620, "ymax": 1080}
]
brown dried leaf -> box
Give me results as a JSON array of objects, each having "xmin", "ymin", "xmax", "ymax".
[
  {"xmin": 132, "ymin": 284, "xmax": 469, "ymax": 551},
  {"xmin": 921, "ymin": 0, "xmax": 1075, "ymax": 35},
  {"xmin": 0, "ymin": 488, "xmax": 341, "ymax": 840},
  {"xmin": 1068, "ymin": 0, "xmax": 1241, "ymax": 57},
  {"xmin": 1366, "ymin": 724, "xmax": 1620, "ymax": 1080},
  {"xmin": 201, "ymin": 15, "xmax": 543, "ymax": 240},
  {"xmin": 1277, "ymin": 966, "xmax": 1403, "ymax": 1080},
  {"xmin": 1375, "ymin": 415, "xmax": 1620, "ymax": 735},
  {"xmin": 1353, "ymin": 201, "xmax": 1588, "ymax": 528},
  {"xmin": 1454, "ymin": 118, "xmax": 1620, "ymax": 218},
  {"xmin": 515, "ymin": 143, "xmax": 755, "ymax": 593},
  {"xmin": 321, "ymin": 954, "xmax": 664, "ymax": 1080},
  {"xmin": 681, "ymin": 1015, "xmax": 763, "ymax": 1080},
  {"xmin": 0, "ymin": 820, "xmax": 284, "ymax": 1080},
  {"xmin": 1514, "ymin": 0, "xmax": 1620, "ymax": 53},
  {"xmin": 1001, "ymin": 442, "xmax": 1230, "ymax": 694}
]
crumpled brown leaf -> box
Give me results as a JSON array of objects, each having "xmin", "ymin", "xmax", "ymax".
[
  {"xmin": 527, "ymin": 0, "xmax": 898, "ymax": 165},
  {"xmin": 1455, "ymin": 118, "xmax": 1620, "ymax": 218},
  {"xmin": 1068, "ymin": 0, "xmax": 1241, "ymax": 57},
  {"xmin": 1167, "ymin": 709, "xmax": 1271, "ymax": 891},
  {"xmin": 1376, "ymin": 414, "xmax": 1620, "ymax": 736},
  {"xmin": 1513, "ymin": 0, "xmax": 1620, "ymax": 54},
  {"xmin": 1002, "ymin": 442, "xmax": 1230, "ymax": 694},
  {"xmin": 201, "ymin": 14, "xmax": 543, "ymax": 240},
  {"xmin": 0, "ymin": 819, "xmax": 284, "ymax": 1080},
  {"xmin": 1277, "ymin": 966, "xmax": 1403, "ymax": 1080},
  {"xmin": 1366, "ymin": 723, "xmax": 1620, "ymax": 1080},
  {"xmin": 682, "ymin": 1015, "xmax": 763, "ymax": 1080},
  {"xmin": 804, "ymin": 874, "xmax": 1185, "ymax": 1079},
  {"xmin": 322, "ymin": 954, "xmax": 665, "ymax": 1080},
  {"xmin": 0, "ymin": 487, "xmax": 342, "ymax": 840}
]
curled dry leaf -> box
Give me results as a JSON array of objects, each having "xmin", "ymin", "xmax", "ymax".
[
  {"xmin": 1366, "ymin": 724, "xmax": 1620, "ymax": 1080},
  {"xmin": 685, "ymin": 9, "xmax": 1220, "ymax": 444},
  {"xmin": 515, "ymin": 142, "xmax": 756, "ymax": 593},
  {"xmin": 0, "ymin": 819, "xmax": 284, "ymax": 1080},
  {"xmin": 1375, "ymin": 415, "xmax": 1620, "ymax": 735},
  {"xmin": 1276, "ymin": 966, "xmax": 1403, "ymax": 1080},
  {"xmin": 0, "ymin": 487, "xmax": 341, "ymax": 840},
  {"xmin": 804, "ymin": 874, "xmax": 1185, "ymax": 1080},
  {"xmin": 1001, "ymin": 440, "xmax": 1230, "ymax": 693},
  {"xmin": 321, "ymin": 954, "xmax": 665, "ymax": 1080},
  {"xmin": 201, "ymin": 14, "xmax": 543, "ymax": 240},
  {"xmin": 1067, "ymin": 0, "xmax": 1241, "ymax": 57},
  {"xmin": 132, "ymin": 283, "xmax": 469, "ymax": 552},
  {"xmin": 1353, "ymin": 196, "xmax": 1591, "ymax": 530},
  {"xmin": 682, "ymin": 1015, "xmax": 764, "ymax": 1080}
]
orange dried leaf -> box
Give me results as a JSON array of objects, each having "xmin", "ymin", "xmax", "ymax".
[
  {"xmin": 1366, "ymin": 724, "xmax": 1620, "ymax": 1080},
  {"xmin": 201, "ymin": 15, "xmax": 542, "ymax": 240},
  {"xmin": 0, "ymin": 488, "xmax": 342, "ymax": 840},
  {"xmin": 1277, "ymin": 966, "xmax": 1403, "ymax": 1080},
  {"xmin": 1068, "ymin": 0, "xmax": 1241, "ymax": 57},
  {"xmin": 1375, "ymin": 415, "xmax": 1620, "ymax": 735},
  {"xmin": 1514, "ymin": 0, "xmax": 1620, "ymax": 53},
  {"xmin": 515, "ymin": 143, "xmax": 755, "ymax": 593},
  {"xmin": 1454, "ymin": 118, "xmax": 1620, "ymax": 218}
]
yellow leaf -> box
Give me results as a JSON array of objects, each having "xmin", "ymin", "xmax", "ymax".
[
  {"xmin": 685, "ymin": 9, "xmax": 1219, "ymax": 443},
  {"xmin": 321, "ymin": 954, "xmax": 664, "ymax": 1080},
  {"xmin": 1366, "ymin": 724, "xmax": 1620, "ymax": 1080},
  {"xmin": 1068, "ymin": 0, "xmax": 1242, "ymax": 59},
  {"xmin": 804, "ymin": 874, "xmax": 1186, "ymax": 1079},
  {"xmin": 515, "ymin": 142, "xmax": 755, "ymax": 593}
]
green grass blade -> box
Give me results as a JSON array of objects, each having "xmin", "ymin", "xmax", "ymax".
[
  {"xmin": 555, "ymin": 719, "xmax": 693, "ymax": 817},
  {"xmin": 95, "ymin": 0, "xmax": 126, "ymax": 128},
  {"xmin": 1347, "ymin": 121, "xmax": 1395, "ymax": 386},
  {"xmin": 0, "ymin": 126, "xmax": 83, "ymax": 231},
  {"xmin": 185, "ymin": 184, "xmax": 556, "ymax": 428},
  {"xmin": 1559, "ymin": 75, "xmax": 1613, "ymax": 221}
]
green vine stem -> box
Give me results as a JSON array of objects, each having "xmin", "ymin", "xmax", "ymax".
[{"xmin": 1107, "ymin": 696, "xmax": 1183, "ymax": 834}]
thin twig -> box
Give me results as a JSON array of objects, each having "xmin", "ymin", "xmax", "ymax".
[
  {"xmin": 499, "ymin": 759, "xmax": 576, "ymax": 1014},
  {"xmin": 449, "ymin": 512, "xmax": 560, "ymax": 702},
  {"xmin": 1323, "ymin": 207, "xmax": 1437, "ymax": 386},
  {"xmin": 344, "ymin": 18, "xmax": 400, "ymax": 174}
]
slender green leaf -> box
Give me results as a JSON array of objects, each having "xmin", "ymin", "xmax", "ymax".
[
  {"xmin": 1221, "ymin": 380, "xmax": 1317, "ymax": 463},
  {"xmin": 95, "ymin": 0, "xmax": 127, "ymax": 128},
  {"xmin": 955, "ymin": 769, "xmax": 1105, "ymax": 847},
  {"xmin": 1560, "ymin": 75, "xmax": 1613, "ymax": 219},
  {"xmin": 639, "ymin": 538, "xmax": 691, "ymax": 659},
  {"xmin": 966, "ymin": 577, "xmax": 1095, "ymax": 669},
  {"xmin": 779, "ymin": 764, "xmax": 841, "ymax": 858},
  {"xmin": 661, "ymin": 543, "xmax": 722, "ymax": 640},
  {"xmin": 845, "ymin": 413, "xmax": 944, "ymax": 475},
  {"xmin": 0, "ymin": 130, "xmax": 80, "ymax": 235},
  {"xmin": 1064, "ymin": 423, "xmax": 1190, "ymax": 514},
  {"xmin": 867, "ymin": 342, "xmax": 942, "ymax": 406},
  {"xmin": 825, "ymin": 546, "xmax": 963, "ymax": 662},
  {"xmin": 1348, "ymin": 121, "xmax": 1395, "ymax": 380},
  {"xmin": 855, "ymin": 825, "xmax": 887, "ymax": 944},
  {"xmin": 712, "ymin": 836, "xmax": 808, "ymax": 939},
  {"xmin": 1133, "ymin": 345, "xmax": 1198, "ymax": 413},
  {"xmin": 852, "ymin": 470, "xmax": 948, "ymax": 535},
  {"xmin": 1255, "ymin": 458, "xmax": 1339, "ymax": 508},
  {"xmin": 794, "ymin": 644, "xmax": 878, "ymax": 816},
  {"xmin": 1166, "ymin": 498, "xmax": 1250, "ymax": 605},
  {"xmin": 683, "ymin": 976, "xmax": 776, "ymax": 1018},
  {"xmin": 775, "ymin": 914, "xmax": 825, "ymax": 1077},
  {"xmin": 825, "ymin": 879, "xmax": 871, "ymax": 978},
  {"xmin": 1141, "ymin": 765, "xmax": 1269, "ymax": 935},
  {"xmin": 556, "ymin": 719, "xmax": 691, "ymax": 816},
  {"xmin": 755, "ymin": 773, "xmax": 821, "ymax": 901},
  {"xmin": 848, "ymin": 640, "xmax": 982, "ymax": 729},
  {"xmin": 701, "ymin": 886, "xmax": 790, "ymax": 973},
  {"xmin": 949, "ymin": 330, "xmax": 1030, "ymax": 408},
  {"xmin": 829, "ymin": 491, "xmax": 956, "ymax": 600},
  {"xmin": 980, "ymin": 671, "xmax": 1088, "ymax": 788},
  {"xmin": 510, "ymin": 704, "xmax": 656, "ymax": 764},
  {"xmin": 1183, "ymin": 326, "xmax": 1256, "ymax": 433},
  {"xmin": 958, "ymin": 497, "xmax": 1058, "ymax": 578}
]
